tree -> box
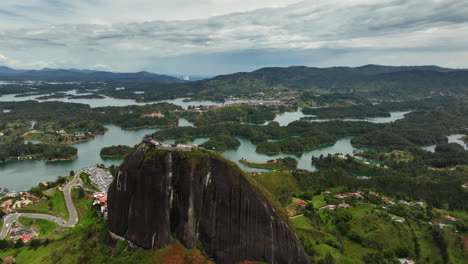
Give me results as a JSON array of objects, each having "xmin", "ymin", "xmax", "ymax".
[
  {"xmin": 14, "ymin": 239, "xmax": 25, "ymax": 248},
  {"xmin": 29, "ymin": 238, "xmax": 42, "ymax": 249}
]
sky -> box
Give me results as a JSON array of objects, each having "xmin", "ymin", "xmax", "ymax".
[{"xmin": 0, "ymin": 0, "xmax": 467, "ymax": 75}]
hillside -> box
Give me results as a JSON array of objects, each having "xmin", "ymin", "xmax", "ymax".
[
  {"xmin": 165, "ymin": 65, "xmax": 468, "ymax": 101},
  {"xmin": 0, "ymin": 66, "xmax": 184, "ymax": 83}
]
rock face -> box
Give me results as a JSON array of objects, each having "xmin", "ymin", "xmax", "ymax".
[{"xmin": 108, "ymin": 144, "xmax": 311, "ymax": 264}]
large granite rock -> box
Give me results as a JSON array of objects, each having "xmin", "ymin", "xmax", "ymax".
[{"xmin": 108, "ymin": 144, "xmax": 310, "ymax": 264}]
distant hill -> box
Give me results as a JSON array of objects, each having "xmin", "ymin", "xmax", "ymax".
[
  {"xmin": 178, "ymin": 65, "xmax": 468, "ymax": 100},
  {"xmin": 351, "ymin": 64, "xmax": 457, "ymax": 75},
  {"xmin": 0, "ymin": 66, "xmax": 21, "ymax": 73},
  {"xmin": 0, "ymin": 66, "xmax": 185, "ymax": 83}
]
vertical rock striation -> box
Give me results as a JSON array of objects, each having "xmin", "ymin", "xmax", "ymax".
[{"xmin": 108, "ymin": 144, "xmax": 311, "ymax": 264}]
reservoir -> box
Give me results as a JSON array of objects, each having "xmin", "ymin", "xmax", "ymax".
[
  {"xmin": 0, "ymin": 126, "xmax": 364, "ymax": 191},
  {"xmin": 0, "ymin": 93, "xmax": 410, "ymax": 191}
]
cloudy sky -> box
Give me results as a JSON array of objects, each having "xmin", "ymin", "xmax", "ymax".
[{"xmin": 0, "ymin": 0, "xmax": 467, "ymax": 75}]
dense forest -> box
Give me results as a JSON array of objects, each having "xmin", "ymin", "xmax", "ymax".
[
  {"xmin": 182, "ymin": 104, "xmax": 284, "ymax": 126},
  {"xmin": 352, "ymin": 107, "xmax": 468, "ymax": 148},
  {"xmin": 0, "ymin": 142, "xmax": 77, "ymax": 162},
  {"xmin": 154, "ymin": 120, "xmax": 381, "ymax": 153},
  {"xmin": 0, "ymin": 101, "xmax": 182, "ymax": 132},
  {"xmin": 100, "ymin": 145, "xmax": 133, "ymax": 157},
  {"xmin": 2, "ymin": 65, "xmax": 468, "ymax": 103}
]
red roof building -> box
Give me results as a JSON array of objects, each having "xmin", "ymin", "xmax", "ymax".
[
  {"xmin": 295, "ymin": 201, "xmax": 308, "ymax": 207},
  {"xmin": 21, "ymin": 235, "xmax": 31, "ymax": 243},
  {"xmin": 23, "ymin": 194, "xmax": 42, "ymax": 200}
]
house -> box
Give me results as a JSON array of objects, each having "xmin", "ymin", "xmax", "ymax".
[
  {"xmin": 383, "ymin": 199, "xmax": 396, "ymax": 205},
  {"xmin": 319, "ymin": 205, "xmax": 337, "ymax": 211},
  {"xmin": 321, "ymin": 191, "xmax": 332, "ymax": 194},
  {"xmin": 392, "ymin": 216, "xmax": 405, "ymax": 223},
  {"xmin": 93, "ymin": 192, "xmax": 106, "ymax": 199},
  {"xmin": 398, "ymin": 259, "xmax": 415, "ymax": 264},
  {"xmin": 23, "ymin": 194, "xmax": 42, "ymax": 200},
  {"xmin": 334, "ymin": 194, "xmax": 348, "ymax": 199},
  {"xmin": 398, "ymin": 200, "xmax": 412, "ymax": 206},
  {"xmin": 444, "ymin": 215, "xmax": 457, "ymax": 222},
  {"xmin": 348, "ymin": 192, "xmax": 363, "ymax": 198},
  {"xmin": 1, "ymin": 199, "xmax": 13, "ymax": 213},
  {"xmin": 296, "ymin": 201, "xmax": 308, "ymax": 207},
  {"xmin": 98, "ymin": 197, "xmax": 108, "ymax": 204},
  {"xmin": 3, "ymin": 256, "xmax": 15, "ymax": 264},
  {"xmin": 338, "ymin": 203, "xmax": 350, "ymax": 208},
  {"xmin": 21, "ymin": 234, "xmax": 31, "ymax": 243},
  {"xmin": 416, "ymin": 202, "xmax": 426, "ymax": 207}
]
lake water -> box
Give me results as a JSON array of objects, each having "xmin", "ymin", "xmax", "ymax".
[
  {"xmin": 0, "ymin": 125, "xmax": 159, "ymax": 191},
  {"xmin": 270, "ymin": 110, "xmax": 411, "ymax": 126},
  {"xmin": 0, "ymin": 92, "xmax": 251, "ymax": 109},
  {"xmin": 0, "ymin": 94, "xmax": 410, "ymax": 191},
  {"xmin": 0, "ymin": 124, "xmax": 366, "ymax": 191},
  {"xmin": 421, "ymin": 134, "xmax": 468, "ymax": 152},
  {"xmin": 222, "ymin": 136, "xmax": 365, "ymax": 172}
]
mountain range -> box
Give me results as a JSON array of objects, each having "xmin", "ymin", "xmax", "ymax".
[{"xmin": 0, "ymin": 66, "xmax": 184, "ymax": 83}]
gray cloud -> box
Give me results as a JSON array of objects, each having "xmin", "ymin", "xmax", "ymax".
[{"xmin": 0, "ymin": 0, "xmax": 467, "ymax": 73}]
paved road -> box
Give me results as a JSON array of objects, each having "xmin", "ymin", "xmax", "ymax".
[{"xmin": 0, "ymin": 170, "xmax": 83, "ymax": 239}]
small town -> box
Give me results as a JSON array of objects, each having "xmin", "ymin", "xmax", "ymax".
[{"xmin": 0, "ymin": 166, "xmax": 113, "ymax": 250}]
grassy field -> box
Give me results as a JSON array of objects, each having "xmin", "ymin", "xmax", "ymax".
[
  {"xmin": 239, "ymin": 159, "xmax": 283, "ymax": 170},
  {"xmin": 70, "ymin": 188, "xmax": 98, "ymax": 230},
  {"xmin": 18, "ymin": 188, "xmax": 69, "ymax": 221},
  {"xmin": 253, "ymin": 171, "xmax": 302, "ymax": 206}
]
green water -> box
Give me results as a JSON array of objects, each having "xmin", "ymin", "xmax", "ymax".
[
  {"xmin": 221, "ymin": 136, "xmax": 366, "ymax": 172},
  {"xmin": 0, "ymin": 125, "xmax": 161, "ymax": 191},
  {"xmin": 1, "ymin": 92, "xmax": 408, "ymax": 191},
  {"xmin": 0, "ymin": 126, "xmax": 365, "ymax": 191},
  {"xmin": 421, "ymin": 134, "xmax": 468, "ymax": 152}
]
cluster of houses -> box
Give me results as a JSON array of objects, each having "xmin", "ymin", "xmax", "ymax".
[
  {"xmin": 319, "ymin": 204, "xmax": 350, "ymax": 211},
  {"xmin": 295, "ymin": 200, "xmax": 308, "ymax": 207},
  {"xmin": 9, "ymin": 223, "xmax": 37, "ymax": 243},
  {"xmin": 1, "ymin": 194, "xmax": 44, "ymax": 214},
  {"xmin": 186, "ymin": 100, "xmax": 294, "ymax": 113},
  {"xmin": 333, "ymin": 191, "xmax": 363, "ymax": 199},
  {"xmin": 92, "ymin": 192, "xmax": 108, "ymax": 218}
]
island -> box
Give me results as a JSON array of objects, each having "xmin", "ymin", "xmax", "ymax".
[{"xmin": 100, "ymin": 145, "xmax": 133, "ymax": 157}]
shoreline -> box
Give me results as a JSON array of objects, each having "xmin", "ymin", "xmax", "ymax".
[
  {"xmin": 239, "ymin": 159, "xmax": 278, "ymax": 170},
  {"xmin": 255, "ymin": 142, "xmax": 335, "ymax": 155},
  {"xmin": 100, "ymin": 154, "xmax": 126, "ymax": 158},
  {"xmin": 123, "ymin": 123, "xmax": 178, "ymax": 130},
  {"xmin": 44, "ymin": 154, "xmax": 78, "ymax": 162}
]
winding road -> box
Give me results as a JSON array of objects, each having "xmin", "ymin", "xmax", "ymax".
[{"xmin": 1, "ymin": 170, "xmax": 84, "ymax": 239}]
